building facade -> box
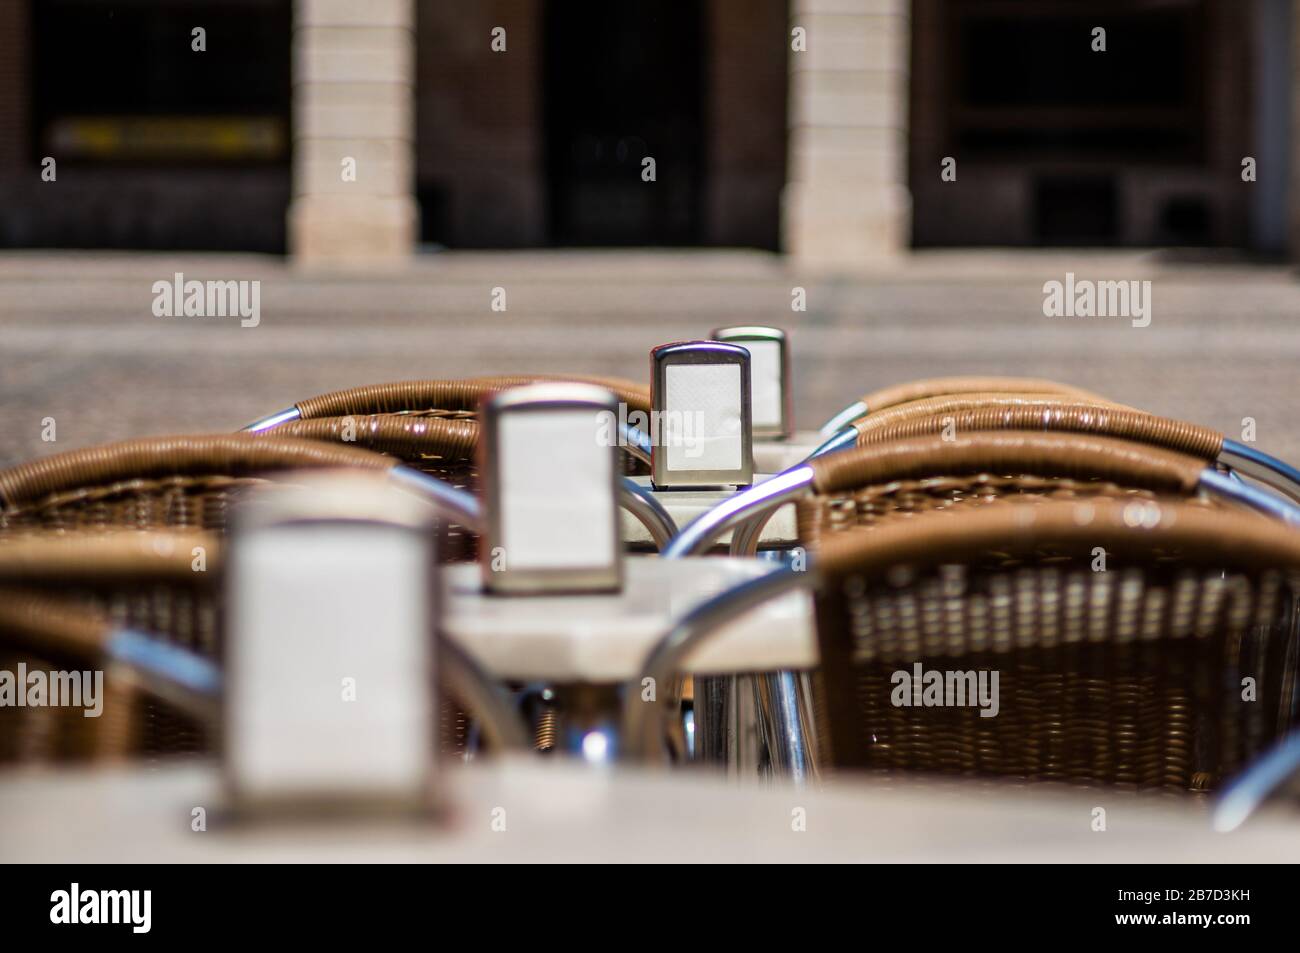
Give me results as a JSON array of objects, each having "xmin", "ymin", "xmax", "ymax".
[{"xmin": 0, "ymin": 0, "xmax": 1294, "ymax": 265}]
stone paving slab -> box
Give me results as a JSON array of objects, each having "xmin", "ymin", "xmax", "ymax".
[{"xmin": 1, "ymin": 249, "xmax": 1297, "ymax": 468}]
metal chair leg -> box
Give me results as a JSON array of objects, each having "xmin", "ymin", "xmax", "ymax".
[{"xmin": 754, "ymin": 670, "xmax": 818, "ymax": 785}]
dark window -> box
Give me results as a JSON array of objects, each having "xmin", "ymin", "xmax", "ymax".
[
  {"xmin": 32, "ymin": 0, "xmax": 291, "ymax": 164},
  {"xmin": 544, "ymin": 0, "xmax": 705, "ymax": 245}
]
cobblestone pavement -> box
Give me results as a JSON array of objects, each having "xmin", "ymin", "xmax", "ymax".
[{"xmin": 1, "ymin": 248, "xmax": 1298, "ymax": 467}]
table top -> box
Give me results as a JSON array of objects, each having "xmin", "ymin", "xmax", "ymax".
[
  {"xmin": 620, "ymin": 474, "xmax": 799, "ymax": 547},
  {"xmin": 751, "ymin": 431, "xmax": 820, "ymax": 474},
  {"xmin": 2, "ymin": 757, "xmax": 1296, "ymax": 863},
  {"xmin": 442, "ymin": 557, "xmax": 816, "ymax": 681}
]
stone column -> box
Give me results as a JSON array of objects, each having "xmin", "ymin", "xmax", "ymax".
[
  {"xmin": 288, "ymin": 0, "xmax": 417, "ymax": 266},
  {"xmin": 1290, "ymin": 0, "xmax": 1300, "ymax": 256},
  {"xmin": 783, "ymin": 0, "xmax": 911, "ymax": 267}
]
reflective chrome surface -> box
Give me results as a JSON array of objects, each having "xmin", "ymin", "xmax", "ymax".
[
  {"xmin": 650, "ymin": 340, "xmax": 754, "ymax": 489},
  {"xmin": 1220, "ymin": 439, "xmax": 1300, "ymax": 505},
  {"xmin": 239, "ymin": 407, "xmax": 302, "ymax": 433},
  {"xmin": 1213, "ymin": 731, "xmax": 1300, "ymax": 832},
  {"xmin": 388, "ymin": 465, "xmax": 485, "ymax": 532},
  {"xmin": 662, "ymin": 465, "xmax": 815, "ymax": 558},
  {"xmin": 1199, "ymin": 468, "xmax": 1300, "ymax": 527},
  {"xmin": 619, "ymin": 421, "xmax": 653, "ymax": 467},
  {"xmin": 107, "ymin": 628, "xmax": 222, "ymax": 722},
  {"xmin": 755, "ymin": 670, "xmax": 818, "ymax": 784},
  {"xmin": 622, "ymin": 565, "xmax": 812, "ymax": 763},
  {"xmin": 807, "ymin": 426, "xmax": 858, "ymax": 459},
  {"xmin": 817, "ymin": 400, "xmax": 868, "ymax": 439},
  {"xmin": 619, "ymin": 477, "xmax": 679, "ymax": 550}
]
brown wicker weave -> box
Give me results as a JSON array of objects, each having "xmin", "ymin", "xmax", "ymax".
[
  {"xmin": 0, "ymin": 532, "xmax": 214, "ymax": 764},
  {"xmin": 293, "ymin": 374, "xmax": 650, "ymax": 422},
  {"xmin": 286, "ymin": 375, "xmax": 651, "ymax": 476},
  {"xmin": 812, "ymin": 498, "xmax": 1300, "ymax": 792},
  {"xmin": 852, "ymin": 395, "xmax": 1225, "ymax": 461},
  {"xmin": 858, "ymin": 376, "xmax": 1113, "ymax": 414},
  {"xmin": 0, "ymin": 531, "xmax": 489, "ymax": 765},
  {"xmin": 0, "ymin": 436, "xmax": 409, "ymax": 762},
  {"xmin": 0, "ymin": 435, "xmax": 395, "ymax": 539},
  {"xmin": 796, "ymin": 430, "xmax": 1225, "ymax": 550},
  {"xmin": 260, "ymin": 416, "xmax": 481, "ymax": 560}
]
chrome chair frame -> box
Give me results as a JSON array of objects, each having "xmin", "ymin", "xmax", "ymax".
[
  {"xmin": 1214, "ymin": 731, "xmax": 1300, "ymax": 832},
  {"xmin": 662, "ymin": 437, "xmax": 1300, "ymax": 780},
  {"xmin": 623, "ymin": 566, "xmax": 811, "ymax": 771}
]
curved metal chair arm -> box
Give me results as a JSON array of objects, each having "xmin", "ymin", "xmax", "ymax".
[
  {"xmin": 816, "ymin": 377, "xmax": 1112, "ymax": 439},
  {"xmin": 807, "ymin": 426, "xmax": 860, "ymax": 459},
  {"xmin": 669, "ymin": 431, "xmax": 850, "ymax": 559},
  {"xmin": 621, "ymin": 566, "xmax": 812, "ymax": 763},
  {"xmin": 620, "ymin": 477, "xmax": 679, "ymax": 550},
  {"xmin": 439, "ymin": 638, "xmax": 530, "ymax": 752},
  {"xmin": 1219, "ymin": 439, "xmax": 1300, "ymax": 506},
  {"xmin": 663, "ymin": 466, "xmax": 816, "ymax": 559},
  {"xmin": 106, "ymin": 627, "xmax": 223, "ymax": 723},
  {"xmin": 387, "ymin": 466, "xmax": 485, "ymax": 532},
  {"xmin": 1213, "ymin": 731, "xmax": 1300, "ymax": 832},
  {"xmin": 1198, "ymin": 469, "xmax": 1300, "ymax": 527},
  {"xmin": 240, "ymin": 406, "xmax": 302, "ymax": 433},
  {"xmin": 619, "ymin": 422, "xmax": 652, "ymax": 468},
  {"xmin": 817, "ymin": 401, "xmax": 869, "ymax": 440}
]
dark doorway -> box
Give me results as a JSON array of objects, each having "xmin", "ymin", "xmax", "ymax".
[
  {"xmin": 544, "ymin": 0, "xmax": 705, "ymax": 246},
  {"xmin": 909, "ymin": 0, "xmax": 1248, "ymax": 248}
]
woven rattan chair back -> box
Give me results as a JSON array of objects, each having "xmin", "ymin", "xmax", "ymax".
[
  {"xmin": 0, "ymin": 435, "xmax": 396, "ymax": 540},
  {"xmin": 289, "ymin": 374, "xmax": 651, "ymax": 476},
  {"xmin": 811, "ymin": 499, "xmax": 1300, "ymax": 792},
  {"xmin": 857, "ymin": 376, "xmax": 1113, "ymax": 415},
  {"xmin": 0, "ymin": 532, "xmax": 493, "ymax": 766},
  {"xmin": 0, "ymin": 533, "xmax": 214, "ymax": 764},
  {"xmin": 259, "ymin": 416, "xmax": 481, "ymax": 560},
  {"xmin": 851, "ymin": 395, "xmax": 1224, "ymax": 462},
  {"xmin": 794, "ymin": 431, "xmax": 1227, "ymax": 551}
]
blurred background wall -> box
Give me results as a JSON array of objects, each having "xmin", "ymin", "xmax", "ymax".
[{"xmin": 0, "ymin": 0, "xmax": 1293, "ymax": 263}]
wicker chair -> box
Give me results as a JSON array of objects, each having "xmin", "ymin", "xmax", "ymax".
[
  {"xmin": 666, "ymin": 430, "xmax": 1299, "ymax": 560},
  {"xmin": 239, "ymin": 379, "xmax": 676, "ymax": 552},
  {"xmin": 658, "ymin": 430, "xmax": 1300, "ymax": 779},
  {"xmin": 0, "ymin": 436, "xmax": 520, "ymax": 764},
  {"xmin": 0, "ymin": 434, "xmax": 398, "ymax": 540},
  {"xmin": 815, "ymin": 387, "xmax": 1300, "ymax": 507},
  {"xmin": 242, "ymin": 374, "xmax": 653, "ymax": 476},
  {"xmin": 0, "ymin": 530, "xmax": 525, "ymax": 766},
  {"xmin": 0, "ymin": 533, "xmax": 213, "ymax": 763},
  {"xmin": 630, "ymin": 497, "xmax": 1300, "ymax": 794},
  {"xmin": 817, "ymin": 375, "xmax": 1116, "ymax": 437}
]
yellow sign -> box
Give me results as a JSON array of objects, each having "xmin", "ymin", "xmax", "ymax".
[{"xmin": 46, "ymin": 116, "xmax": 285, "ymax": 160}]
